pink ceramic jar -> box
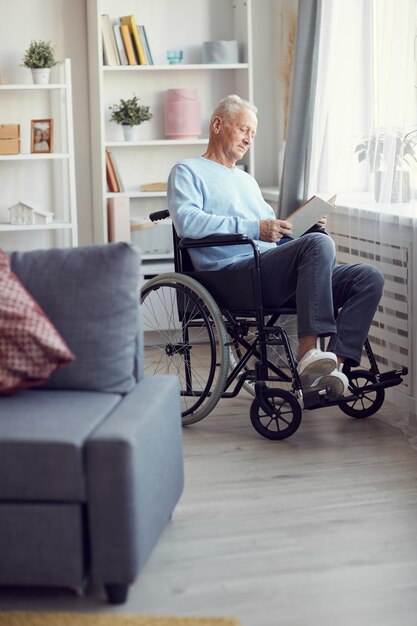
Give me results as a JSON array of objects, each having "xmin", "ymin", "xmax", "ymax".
[{"xmin": 164, "ymin": 89, "xmax": 201, "ymax": 139}]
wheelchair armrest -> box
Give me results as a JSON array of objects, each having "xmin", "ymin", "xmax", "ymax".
[
  {"xmin": 179, "ymin": 234, "xmax": 260, "ymax": 269},
  {"xmin": 180, "ymin": 233, "xmax": 248, "ymax": 247}
]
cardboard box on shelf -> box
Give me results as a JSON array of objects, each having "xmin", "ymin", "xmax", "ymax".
[
  {"xmin": 0, "ymin": 124, "xmax": 20, "ymax": 154},
  {"xmin": 0, "ymin": 124, "xmax": 20, "ymax": 139},
  {"xmin": 0, "ymin": 138, "xmax": 20, "ymax": 155}
]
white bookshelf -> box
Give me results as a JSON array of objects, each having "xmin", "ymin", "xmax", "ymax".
[
  {"xmin": 0, "ymin": 84, "xmax": 66, "ymax": 91},
  {"xmin": 87, "ymin": 0, "xmax": 253, "ymax": 267},
  {"xmin": 102, "ymin": 63, "xmax": 250, "ymax": 72},
  {"xmin": 0, "ymin": 154, "xmax": 70, "ymax": 161},
  {"xmin": 0, "ymin": 222, "xmax": 73, "ymax": 232},
  {"xmin": 0, "ymin": 59, "xmax": 78, "ymax": 249}
]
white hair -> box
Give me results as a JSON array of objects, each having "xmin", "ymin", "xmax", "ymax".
[{"xmin": 210, "ymin": 94, "xmax": 257, "ymax": 125}]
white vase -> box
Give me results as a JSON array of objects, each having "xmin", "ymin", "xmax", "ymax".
[
  {"xmin": 31, "ymin": 68, "xmax": 51, "ymax": 85},
  {"xmin": 122, "ymin": 125, "xmax": 140, "ymax": 141},
  {"xmin": 164, "ymin": 89, "xmax": 201, "ymax": 139}
]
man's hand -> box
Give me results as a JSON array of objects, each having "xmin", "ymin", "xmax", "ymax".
[{"xmin": 259, "ymin": 219, "xmax": 292, "ymax": 242}]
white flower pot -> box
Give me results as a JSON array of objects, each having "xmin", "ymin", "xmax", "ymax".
[
  {"xmin": 31, "ymin": 68, "xmax": 51, "ymax": 85},
  {"xmin": 122, "ymin": 125, "xmax": 140, "ymax": 141}
]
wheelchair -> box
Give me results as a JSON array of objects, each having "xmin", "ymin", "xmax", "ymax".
[{"xmin": 140, "ymin": 209, "xmax": 408, "ymax": 440}]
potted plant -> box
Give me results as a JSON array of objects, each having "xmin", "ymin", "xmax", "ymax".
[
  {"xmin": 355, "ymin": 129, "xmax": 417, "ymax": 202},
  {"xmin": 109, "ymin": 95, "xmax": 153, "ymax": 141},
  {"xmin": 22, "ymin": 40, "xmax": 57, "ymax": 84}
]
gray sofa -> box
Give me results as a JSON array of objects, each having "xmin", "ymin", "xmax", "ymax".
[{"xmin": 0, "ymin": 243, "xmax": 184, "ymax": 604}]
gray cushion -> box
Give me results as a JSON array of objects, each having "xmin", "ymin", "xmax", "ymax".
[
  {"xmin": 9, "ymin": 243, "xmax": 142, "ymax": 393},
  {"xmin": 0, "ymin": 389, "xmax": 121, "ymax": 501}
]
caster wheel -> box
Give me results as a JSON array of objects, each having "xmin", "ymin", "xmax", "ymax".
[
  {"xmin": 250, "ymin": 388, "xmax": 302, "ymax": 440},
  {"xmin": 339, "ymin": 370, "xmax": 385, "ymax": 418}
]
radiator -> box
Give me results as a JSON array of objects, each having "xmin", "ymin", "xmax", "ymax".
[{"xmin": 330, "ymin": 226, "xmax": 411, "ymax": 398}]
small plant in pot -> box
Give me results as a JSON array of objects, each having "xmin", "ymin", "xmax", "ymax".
[
  {"xmin": 355, "ymin": 129, "xmax": 417, "ymax": 202},
  {"xmin": 109, "ymin": 95, "xmax": 153, "ymax": 141},
  {"xmin": 22, "ymin": 40, "xmax": 57, "ymax": 84}
]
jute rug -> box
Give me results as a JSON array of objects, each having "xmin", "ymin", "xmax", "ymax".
[{"xmin": 0, "ymin": 613, "xmax": 240, "ymax": 626}]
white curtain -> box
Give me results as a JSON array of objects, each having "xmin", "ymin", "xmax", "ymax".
[{"xmin": 308, "ymin": 0, "xmax": 417, "ymax": 441}]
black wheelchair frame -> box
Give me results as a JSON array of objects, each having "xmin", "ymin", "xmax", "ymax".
[{"xmin": 140, "ymin": 209, "xmax": 408, "ymax": 440}]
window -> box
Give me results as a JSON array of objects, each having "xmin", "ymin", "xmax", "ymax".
[{"xmin": 308, "ymin": 0, "xmax": 417, "ymax": 205}]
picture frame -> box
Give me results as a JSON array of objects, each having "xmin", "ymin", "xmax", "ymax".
[{"xmin": 31, "ymin": 118, "xmax": 54, "ymax": 154}]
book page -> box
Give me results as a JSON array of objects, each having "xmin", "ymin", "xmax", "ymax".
[{"xmin": 286, "ymin": 195, "xmax": 336, "ymax": 238}]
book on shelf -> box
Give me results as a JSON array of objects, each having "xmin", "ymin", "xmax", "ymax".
[
  {"xmin": 130, "ymin": 219, "xmax": 156, "ymax": 231},
  {"xmin": 107, "ymin": 196, "xmax": 131, "ymax": 242},
  {"xmin": 120, "ymin": 15, "xmax": 148, "ymax": 65},
  {"xmin": 101, "ymin": 14, "xmax": 120, "ymax": 66},
  {"xmin": 138, "ymin": 25, "xmax": 153, "ymax": 64},
  {"xmin": 113, "ymin": 24, "xmax": 129, "ymax": 65},
  {"xmin": 105, "ymin": 159, "xmax": 118, "ymax": 193},
  {"xmin": 119, "ymin": 23, "xmax": 137, "ymax": 65},
  {"xmin": 107, "ymin": 150, "xmax": 124, "ymax": 191},
  {"xmin": 105, "ymin": 150, "xmax": 120, "ymax": 192},
  {"xmin": 140, "ymin": 182, "xmax": 167, "ymax": 192},
  {"xmin": 105, "ymin": 166, "xmax": 115, "ymax": 193},
  {"xmin": 286, "ymin": 194, "xmax": 336, "ymax": 239}
]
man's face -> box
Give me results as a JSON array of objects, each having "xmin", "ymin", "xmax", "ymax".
[{"xmin": 217, "ymin": 107, "xmax": 257, "ymax": 164}]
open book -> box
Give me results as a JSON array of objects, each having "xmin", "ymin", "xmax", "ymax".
[{"xmin": 286, "ymin": 195, "xmax": 337, "ymax": 239}]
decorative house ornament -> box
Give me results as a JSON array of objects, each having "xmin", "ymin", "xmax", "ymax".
[
  {"xmin": 8, "ymin": 202, "xmax": 54, "ymax": 225},
  {"xmin": 164, "ymin": 89, "xmax": 201, "ymax": 139}
]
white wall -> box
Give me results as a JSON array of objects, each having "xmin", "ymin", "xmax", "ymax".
[
  {"xmin": 0, "ymin": 0, "xmax": 294, "ymax": 246},
  {"xmin": 252, "ymin": 0, "xmax": 297, "ymax": 187}
]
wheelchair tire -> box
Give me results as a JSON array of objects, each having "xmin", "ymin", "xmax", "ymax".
[
  {"xmin": 339, "ymin": 369, "xmax": 385, "ymax": 418},
  {"xmin": 141, "ymin": 273, "xmax": 230, "ymax": 425},
  {"xmin": 250, "ymin": 388, "xmax": 302, "ymax": 440}
]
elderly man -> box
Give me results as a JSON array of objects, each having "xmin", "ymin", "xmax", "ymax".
[{"xmin": 167, "ymin": 94, "xmax": 384, "ymax": 397}]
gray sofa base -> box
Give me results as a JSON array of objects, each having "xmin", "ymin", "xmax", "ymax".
[
  {"xmin": 0, "ymin": 376, "xmax": 183, "ymax": 602},
  {"xmin": 0, "ymin": 243, "xmax": 184, "ymax": 603},
  {"xmin": 0, "ymin": 503, "xmax": 85, "ymax": 587}
]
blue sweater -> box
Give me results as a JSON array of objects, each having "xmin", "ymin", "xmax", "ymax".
[{"xmin": 167, "ymin": 157, "xmax": 276, "ymax": 270}]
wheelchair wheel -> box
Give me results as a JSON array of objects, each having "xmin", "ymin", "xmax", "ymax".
[
  {"xmin": 141, "ymin": 273, "xmax": 230, "ymax": 425},
  {"xmin": 250, "ymin": 388, "xmax": 302, "ymax": 440},
  {"xmin": 339, "ymin": 369, "xmax": 385, "ymax": 418},
  {"xmin": 229, "ymin": 314, "xmax": 298, "ymax": 396}
]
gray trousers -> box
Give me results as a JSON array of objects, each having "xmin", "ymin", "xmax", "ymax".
[{"xmin": 227, "ymin": 232, "xmax": 384, "ymax": 366}]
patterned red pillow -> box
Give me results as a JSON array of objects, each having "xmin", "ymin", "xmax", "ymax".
[{"xmin": 0, "ymin": 250, "xmax": 75, "ymax": 394}]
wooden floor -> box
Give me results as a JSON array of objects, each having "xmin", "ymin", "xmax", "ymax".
[{"xmin": 1, "ymin": 393, "xmax": 417, "ymax": 626}]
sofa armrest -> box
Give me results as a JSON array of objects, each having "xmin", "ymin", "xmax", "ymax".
[{"xmin": 85, "ymin": 375, "xmax": 183, "ymax": 586}]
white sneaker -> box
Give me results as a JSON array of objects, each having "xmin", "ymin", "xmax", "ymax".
[
  {"xmin": 306, "ymin": 369, "xmax": 349, "ymax": 399},
  {"xmin": 297, "ymin": 348, "xmax": 337, "ymax": 388}
]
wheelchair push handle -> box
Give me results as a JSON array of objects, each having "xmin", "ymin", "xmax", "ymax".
[{"xmin": 150, "ymin": 209, "xmax": 170, "ymax": 222}]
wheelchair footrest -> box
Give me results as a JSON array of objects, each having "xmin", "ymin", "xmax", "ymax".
[
  {"xmin": 378, "ymin": 367, "xmax": 408, "ymax": 384},
  {"xmin": 302, "ymin": 388, "xmax": 332, "ymax": 409},
  {"xmin": 302, "ymin": 367, "xmax": 408, "ymax": 410}
]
